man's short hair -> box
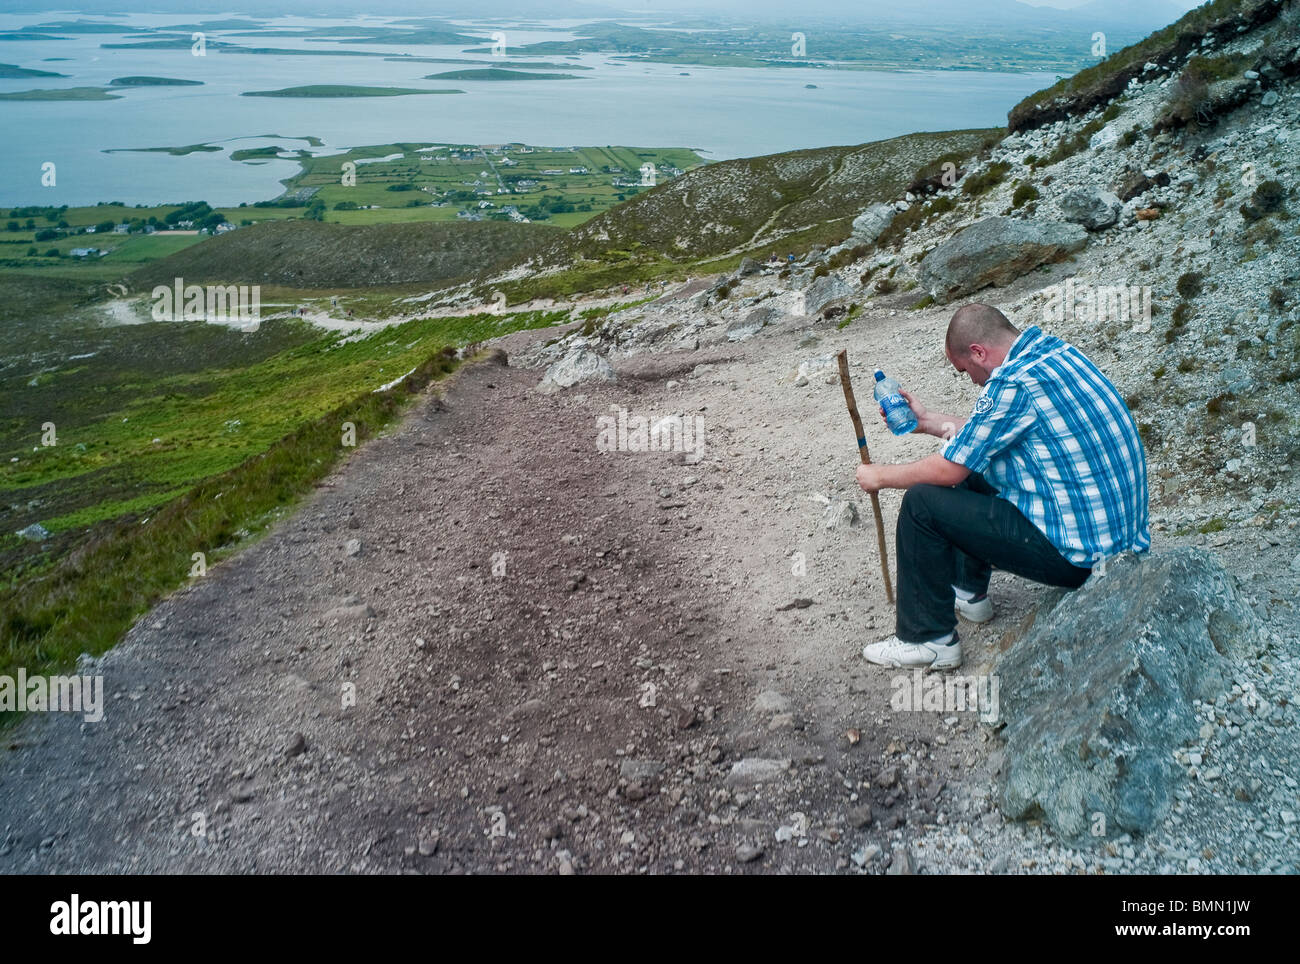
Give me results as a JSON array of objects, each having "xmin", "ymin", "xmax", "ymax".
[{"xmin": 945, "ymin": 303, "xmax": 1019, "ymax": 358}]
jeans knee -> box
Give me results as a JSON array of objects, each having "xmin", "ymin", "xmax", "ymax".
[{"xmin": 900, "ymin": 484, "xmax": 942, "ymax": 524}]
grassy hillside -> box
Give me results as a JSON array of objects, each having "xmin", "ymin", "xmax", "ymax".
[
  {"xmin": 484, "ymin": 128, "xmax": 1002, "ymax": 300},
  {"xmin": 129, "ymin": 219, "xmax": 560, "ymax": 289},
  {"xmin": 1007, "ymin": 0, "xmax": 1283, "ymax": 132}
]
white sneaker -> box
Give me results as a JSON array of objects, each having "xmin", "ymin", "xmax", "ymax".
[
  {"xmin": 955, "ymin": 593, "xmax": 994, "ymax": 623},
  {"xmin": 862, "ymin": 634, "xmax": 962, "ymax": 670}
]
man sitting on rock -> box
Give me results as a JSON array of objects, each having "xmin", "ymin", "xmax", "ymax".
[{"xmin": 854, "ymin": 303, "xmax": 1150, "ymax": 670}]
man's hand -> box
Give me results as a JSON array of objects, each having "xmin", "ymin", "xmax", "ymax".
[
  {"xmin": 878, "ymin": 388, "xmax": 965, "ymax": 439},
  {"xmin": 856, "ymin": 463, "xmax": 884, "ymax": 493},
  {"xmin": 899, "ymin": 389, "xmax": 927, "ymax": 423},
  {"xmin": 877, "ymin": 390, "xmax": 928, "ymax": 432}
]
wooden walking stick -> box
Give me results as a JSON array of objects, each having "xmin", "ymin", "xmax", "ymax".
[{"xmin": 836, "ymin": 350, "xmax": 895, "ymax": 605}]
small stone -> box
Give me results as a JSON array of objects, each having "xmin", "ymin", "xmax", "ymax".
[
  {"xmin": 876, "ymin": 765, "xmax": 900, "ymax": 788},
  {"xmin": 851, "ymin": 844, "xmax": 881, "ymax": 867},
  {"xmin": 775, "ymin": 598, "xmax": 814, "ymax": 611},
  {"xmin": 726, "ymin": 758, "xmax": 791, "ymax": 786},
  {"xmin": 618, "ymin": 758, "xmax": 664, "ymax": 783},
  {"xmin": 285, "ymin": 732, "xmax": 307, "ymax": 758},
  {"xmin": 847, "ymin": 804, "xmax": 873, "ymax": 829},
  {"xmin": 754, "ymin": 690, "xmax": 791, "ymax": 714},
  {"xmin": 821, "ymin": 500, "xmax": 859, "ymax": 530},
  {"xmin": 345, "ymin": 539, "xmax": 362, "ymax": 557},
  {"xmin": 736, "ymin": 843, "xmax": 764, "ymax": 863},
  {"xmin": 671, "ymin": 703, "xmax": 699, "ymax": 730},
  {"xmin": 886, "ymin": 847, "xmax": 914, "ymax": 875}
]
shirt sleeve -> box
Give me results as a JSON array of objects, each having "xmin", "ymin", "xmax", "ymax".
[{"xmin": 941, "ymin": 377, "xmax": 1037, "ymax": 475}]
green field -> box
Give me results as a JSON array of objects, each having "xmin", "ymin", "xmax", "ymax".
[
  {"xmin": 283, "ymin": 142, "xmax": 705, "ymax": 226},
  {"xmin": 0, "ymin": 227, "xmax": 204, "ymax": 269}
]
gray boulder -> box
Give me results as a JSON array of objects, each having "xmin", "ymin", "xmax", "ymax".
[
  {"xmin": 851, "ymin": 203, "xmax": 896, "ymax": 243},
  {"xmin": 626, "ymin": 313, "xmax": 690, "ymax": 348},
  {"xmin": 536, "ymin": 348, "xmax": 616, "ymax": 393},
  {"xmin": 1058, "ymin": 188, "xmax": 1123, "ymax": 230},
  {"xmin": 820, "ymin": 500, "xmax": 859, "ymax": 530},
  {"xmin": 996, "ymin": 548, "xmax": 1267, "ymax": 844},
  {"xmin": 16, "ymin": 523, "xmax": 50, "ymax": 542},
  {"xmin": 918, "ymin": 217, "xmax": 1087, "ymax": 302},
  {"xmin": 727, "ymin": 305, "xmax": 779, "ymax": 341},
  {"xmin": 737, "ymin": 256, "xmax": 762, "ymax": 277},
  {"xmin": 800, "ymin": 273, "xmax": 854, "ymax": 315}
]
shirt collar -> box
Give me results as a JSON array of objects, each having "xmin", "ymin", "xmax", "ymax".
[{"xmin": 1005, "ymin": 325, "xmax": 1040, "ymax": 361}]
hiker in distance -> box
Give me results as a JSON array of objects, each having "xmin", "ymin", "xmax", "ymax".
[{"xmin": 854, "ymin": 303, "xmax": 1150, "ymax": 670}]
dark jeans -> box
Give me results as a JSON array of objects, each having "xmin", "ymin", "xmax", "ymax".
[{"xmin": 895, "ymin": 472, "xmax": 1093, "ymax": 642}]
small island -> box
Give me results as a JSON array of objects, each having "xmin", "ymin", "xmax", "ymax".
[
  {"xmin": 104, "ymin": 143, "xmax": 223, "ymax": 156},
  {"xmin": 242, "ymin": 85, "xmax": 462, "ymax": 98},
  {"xmin": 0, "ymin": 86, "xmax": 121, "ymax": 101},
  {"xmin": 422, "ymin": 68, "xmax": 582, "ymax": 80},
  {"xmin": 0, "ymin": 62, "xmax": 66, "ymax": 78},
  {"xmin": 109, "ymin": 76, "xmax": 205, "ymax": 87}
]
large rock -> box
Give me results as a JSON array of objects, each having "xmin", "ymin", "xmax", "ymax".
[
  {"xmin": 536, "ymin": 348, "xmax": 615, "ymax": 393},
  {"xmin": 800, "ymin": 273, "xmax": 854, "ymax": 315},
  {"xmin": 996, "ymin": 548, "xmax": 1268, "ymax": 844},
  {"xmin": 1057, "ymin": 188, "xmax": 1123, "ymax": 230},
  {"xmin": 16, "ymin": 523, "xmax": 50, "ymax": 542},
  {"xmin": 727, "ymin": 305, "xmax": 779, "ymax": 342},
  {"xmin": 850, "ymin": 203, "xmax": 896, "ymax": 243},
  {"xmin": 918, "ymin": 217, "xmax": 1087, "ymax": 302}
]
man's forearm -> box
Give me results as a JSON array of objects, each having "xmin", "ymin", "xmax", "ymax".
[
  {"xmin": 873, "ymin": 452, "xmax": 971, "ymax": 489},
  {"xmin": 918, "ymin": 411, "xmax": 967, "ymax": 439}
]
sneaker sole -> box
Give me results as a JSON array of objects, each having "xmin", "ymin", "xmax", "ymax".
[{"xmin": 861, "ymin": 647, "xmax": 963, "ymax": 671}]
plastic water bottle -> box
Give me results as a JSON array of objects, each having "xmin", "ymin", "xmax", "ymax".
[{"xmin": 873, "ymin": 369, "xmax": 918, "ymax": 436}]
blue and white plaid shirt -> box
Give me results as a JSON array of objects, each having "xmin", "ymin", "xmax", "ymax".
[{"xmin": 941, "ymin": 325, "xmax": 1150, "ymax": 567}]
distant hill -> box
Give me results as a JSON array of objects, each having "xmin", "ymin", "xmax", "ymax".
[
  {"xmin": 129, "ymin": 219, "xmax": 560, "ymax": 289},
  {"xmin": 481, "ymin": 128, "xmax": 1000, "ymax": 293}
]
